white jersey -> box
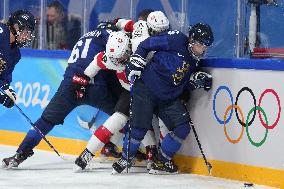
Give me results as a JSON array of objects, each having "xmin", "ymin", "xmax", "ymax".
[
  {"xmin": 131, "ymin": 20, "xmax": 150, "ymax": 53},
  {"xmin": 131, "ymin": 20, "xmax": 155, "ymax": 62},
  {"xmin": 84, "ymin": 51, "xmax": 130, "ymax": 91}
]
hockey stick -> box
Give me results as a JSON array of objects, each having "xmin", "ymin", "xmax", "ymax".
[
  {"xmin": 186, "ymin": 106, "xmax": 212, "ymax": 175},
  {"xmin": 77, "ymin": 109, "xmax": 100, "ymax": 130},
  {"xmin": 0, "ymin": 87, "xmax": 66, "ymax": 160},
  {"xmin": 126, "ymin": 76, "xmax": 136, "ymax": 173}
]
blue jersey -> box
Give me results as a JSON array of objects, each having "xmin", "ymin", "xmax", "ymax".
[
  {"xmin": 0, "ymin": 23, "xmax": 21, "ymax": 86},
  {"xmin": 136, "ymin": 30, "xmax": 198, "ymax": 100},
  {"xmin": 63, "ymin": 28, "xmax": 112, "ymax": 85}
]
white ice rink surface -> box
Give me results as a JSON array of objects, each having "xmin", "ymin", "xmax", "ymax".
[{"xmin": 0, "ymin": 145, "xmax": 277, "ymax": 189}]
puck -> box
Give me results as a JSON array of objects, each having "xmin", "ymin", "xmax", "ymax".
[{"xmin": 244, "ymin": 182, "xmax": 254, "ymax": 187}]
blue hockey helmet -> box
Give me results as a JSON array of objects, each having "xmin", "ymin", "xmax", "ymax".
[
  {"xmin": 8, "ymin": 10, "xmax": 36, "ymax": 47},
  {"xmin": 188, "ymin": 23, "xmax": 214, "ymax": 47}
]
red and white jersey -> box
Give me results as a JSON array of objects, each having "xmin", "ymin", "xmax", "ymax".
[{"xmin": 84, "ymin": 51, "xmax": 130, "ymax": 91}]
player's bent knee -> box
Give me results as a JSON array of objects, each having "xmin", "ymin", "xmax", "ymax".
[{"xmin": 172, "ymin": 122, "xmax": 191, "ymax": 140}]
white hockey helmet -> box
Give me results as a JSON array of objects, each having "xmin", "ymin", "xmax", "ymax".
[
  {"xmin": 106, "ymin": 31, "xmax": 131, "ymax": 64},
  {"xmin": 147, "ymin": 11, "xmax": 169, "ymax": 34}
]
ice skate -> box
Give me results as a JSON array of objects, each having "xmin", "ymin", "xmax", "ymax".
[
  {"xmin": 2, "ymin": 150, "xmax": 34, "ymax": 169},
  {"xmin": 100, "ymin": 142, "xmax": 122, "ymax": 158},
  {"xmin": 73, "ymin": 148, "xmax": 94, "ymax": 173},
  {"xmin": 145, "ymin": 145, "xmax": 158, "ymax": 170},
  {"xmin": 111, "ymin": 158, "xmax": 132, "ymax": 174},
  {"xmin": 149, "ymin": 159, "xmax": 178, "ymax": 174}
]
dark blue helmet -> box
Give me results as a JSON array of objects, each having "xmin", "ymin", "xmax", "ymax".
[
  {"xmin": 8, "ymin": 10, "xmax": 36, "ymax": 32},
  {"xmin": 7, "ymin": 10, "xmax": 36, "ymax": 47},
  {"xmin": 188, "ymin": 23, "xmax": 214, "ymax": 46}
]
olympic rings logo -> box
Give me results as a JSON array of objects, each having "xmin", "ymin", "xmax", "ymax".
[{"xmin": 213, "ymin": 86, "xmax": 281, "ymax": 147}]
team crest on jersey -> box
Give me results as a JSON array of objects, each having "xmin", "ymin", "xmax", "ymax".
[
  {"xmin": 172, "ymin": 61, "xmax": 190, "ymax": 85},
  {"xmin": 0, "ymin": 57, "xmax": 7, "ymax": 74}
]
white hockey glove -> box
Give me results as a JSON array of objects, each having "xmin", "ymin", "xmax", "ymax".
[{"xmin": 125, "ymin": 54, "xmax": 146, "ymax": 81}]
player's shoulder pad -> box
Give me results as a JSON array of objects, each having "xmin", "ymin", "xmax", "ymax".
[{"xmin": 0, "ymin": 23, "xmax": 10, "ymax": 41}]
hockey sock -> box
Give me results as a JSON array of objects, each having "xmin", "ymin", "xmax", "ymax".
[
  {"xmin": 122, "ymin": 127, "xmax": 147, "ymax": 160},
  {"xmin": 160, "ymin": 122, "xmax": 191, "ymax": 161},
  {"xmin": 86, "ymin": 112, "xmax": 127, "ymax": 154},
  {"xmin": 17, "ymin": 117, "xmax": 54, "ymax": 152},
  {"xmin": 141, "ymin": 129, "xmax": 156, "ymax": 147},
  {"xmin": 110, "ymin": 131, "xmax": 123, "ymax": 146}
]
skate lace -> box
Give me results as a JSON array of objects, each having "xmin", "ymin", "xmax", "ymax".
[
  {"xmin": 16, "ymin": 151, "xmax": 33, "ymax": 161},
  {"xmin": 117, "ymin": 158, "xmax": 128, "ymax": 167},
  {"xmin": 82, "ymin": 151, "xmax": 93, "ymax": 164},
  {"xmin": 165, "ymin": 160, "xmax": 175, "ymax": 169}
]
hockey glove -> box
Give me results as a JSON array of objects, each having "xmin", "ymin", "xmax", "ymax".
[
  {"xmin": 0, "ymin": 83, "xmax": 16, "ymax": 108},
  {"xmin": 72, "ymin": 74, "xmax": 90, "ymax": 99},
  {"xmin": 125, "ymin": 54, "xmax": 146, "ymax": 81},
  {"xmin": 188, "ymin": 71, "xmax": 212, "ymax": 91}
]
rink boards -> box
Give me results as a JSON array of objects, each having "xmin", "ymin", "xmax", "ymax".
[{"xmin": 0, "ymin": 51, "xmax": 284, "ymax": 188}]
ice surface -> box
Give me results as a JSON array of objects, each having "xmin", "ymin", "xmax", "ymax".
[{"xmin": 0, "ymin": 145, "xmax": 277, "ymax": 189}]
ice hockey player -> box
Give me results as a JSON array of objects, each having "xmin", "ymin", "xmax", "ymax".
[
  {"xmin": 73, "ymin": 30, "xmax": 157, "ymax": 172},
  {"xmin": 74, "ymin": 11, "xmax": 168, "ymax": 172},
  {"xmin": 115, "ymin": 10, "xmax": 172, "ymax": 168},
  {"xmin": 99, "ymin": 9, "xmax": 156, "ymax": 160},
  {"xmin": 0, "ymin": 10, "xmax": 35, "ymax": 109},
  {"xmin": 112, "ymin": 22, "xmax": 214, "ymax": 174},
  {"xmin": 1, "ymin": 21, "xmax": 124, "ymax": 169},
  {"xmin": 72, "ymin": 31, "xmax": 132, "ymax": 172},
  {"xmin": 74, "ymin": 10, "xmax": 174, "ymax": 171}
]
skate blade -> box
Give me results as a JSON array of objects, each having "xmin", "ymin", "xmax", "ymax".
[
  {"xmin": 148, "ymin": 169, "xmax": 178, "ymax": 175},
  {"xmin": 1, "ymin": 160, "xmax": 17, "ymax": 170},
  {"xmin": 111, "ymin": 167, "xmax": 129, "ymax": 175},
  {"xmin": 1, "ymin": 161, "xmax": 8, "ymax": 169},
  {"xmin": 111, "ymin": 168, "xmax": 120, "ymax": 175},
  {"xmin": 73, "ymin": 164, "xmax": 85, "ymax": 173}
]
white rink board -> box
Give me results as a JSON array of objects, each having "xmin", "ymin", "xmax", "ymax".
[{"xmin": 179, "ymin": 67, "xmax": 284, "ymax": 170}]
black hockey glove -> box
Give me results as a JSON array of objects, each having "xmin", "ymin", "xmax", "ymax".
[
  {"xmin": 72, "ymin": 74, "xmax": 90, "ymax": 99},
  {"xmin": 0, "ymin": 83, "xmax": 16, "ymax": 108},
  {"xmin": 188, "ymin": 71, "xmax": 212, "ymax": 91},
  {"xmin": 125, "ymin": 54, "xmax": 146, "ymax": 81}
]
